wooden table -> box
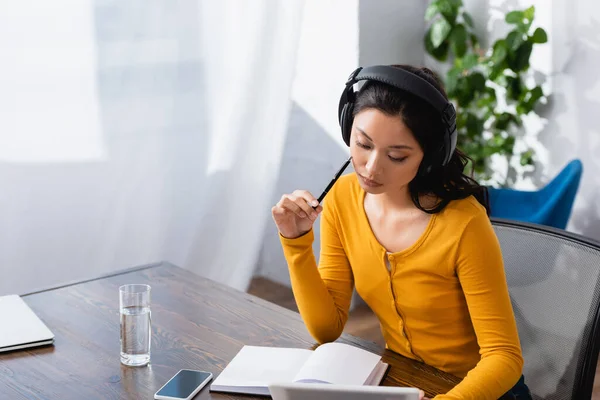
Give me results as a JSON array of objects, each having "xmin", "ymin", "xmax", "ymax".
[{"xmin": 0, "ymin": 262, "xmax": 461, "ymax": 399}]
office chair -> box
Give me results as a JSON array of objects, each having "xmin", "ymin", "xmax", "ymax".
[{"xmin": 492, "ymin": 218, "xmax": 600, "ymax": 399}]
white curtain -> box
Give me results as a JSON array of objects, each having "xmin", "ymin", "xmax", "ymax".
[{"xmin": 0, "ymin": 0, "xmax": 304, "ymax": 295}]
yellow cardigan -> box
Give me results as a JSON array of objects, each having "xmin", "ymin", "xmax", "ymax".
[{"xmin": 279, "ymin": 173, "xmax": 523, "ymax": 400}]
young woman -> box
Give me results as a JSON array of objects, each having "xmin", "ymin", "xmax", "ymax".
[{"xmin": 271, "ymin": 64, "xmax": 531, "ymax": 400}]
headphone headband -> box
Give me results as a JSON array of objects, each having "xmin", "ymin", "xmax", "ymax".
[{"xmin": 338, "ymin": 65, "xmax": 457, "ymax": 167}]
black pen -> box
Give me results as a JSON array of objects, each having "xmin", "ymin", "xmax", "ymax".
[{"xmin": 313, "ymin": 156, "xmax": 352, "ymax": 209}]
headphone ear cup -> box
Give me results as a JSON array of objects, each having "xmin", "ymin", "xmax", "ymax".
[
  {"xmin": 444, "ymin": 126, "xmax": 457, "ymax": 165},
  {"xmin": 340, "ymin": 103, "xmax": 354, "ymax": 146}
]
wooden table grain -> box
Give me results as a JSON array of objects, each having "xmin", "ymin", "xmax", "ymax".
[{"xmin": 0, "ymin": 262, "xmax": 461, "ymax": 399}]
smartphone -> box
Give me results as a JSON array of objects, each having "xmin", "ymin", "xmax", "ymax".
[{"xmin": 154, "ymin": 369, "xmax": 213, "ymax": 400}]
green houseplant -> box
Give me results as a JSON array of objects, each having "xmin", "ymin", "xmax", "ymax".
[{"xmin": 424, "ymin": 0, "xmax": 548, "ymax": 185}]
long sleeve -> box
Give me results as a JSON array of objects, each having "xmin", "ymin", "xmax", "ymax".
[
  {"xmin": 435, "ymin": 212, "xmax": 524, "ymax": 400},
  {"xmin": 279, "ymin": 196, "xmax": 354, "ymax": 344}
]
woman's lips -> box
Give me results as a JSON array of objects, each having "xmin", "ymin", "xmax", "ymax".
[{"xmin": 359, "ymin": 174, "xmax": 383, "ymax": 187}]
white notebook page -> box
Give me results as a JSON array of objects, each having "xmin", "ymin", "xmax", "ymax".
[
  {"xmin": 213, "ymin": 346, "xmax": 312, "ymax": 387},
  {"xmin": 293, "ymin": 342, "xmax": 381, "ymax": 385}
]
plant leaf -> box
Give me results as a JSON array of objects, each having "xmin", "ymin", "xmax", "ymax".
[
  {"xmin": 506, "ymin": 30, "xmax": 524, "ymax": 51},
  {"xmin": 519, "ymin": 86, "xmax": 544, "ymax": 114},
  {"xmin": 529, "ymin": 86, "xmax": 544, "ymax": 103},
  {"xmin": 462, "ymin": 53, "xmax": 479, "ymax": 69},
  {"xmin": 494, "ymin": 112, "xmax": 516, "ymax": 131},
  {"xmin": 506, "ymin": 76, "xmax": 523, "ymax": 101},
  {"xmin": 516, "ymin": 102, "xmax": 529, "ymax": 115},
  {"xmin": 425, "ymin": 27, "xmax": 450, "ymax": 61},
  {"xmin": 450, "ymin": 24, "xmax": 468, "ymax": 57},
  {"xmin": 465, "ymin": 113, "xmax": 484, "ymax": 138},
  {"xmin": 491, "ymin": 40, "xmax": 508, "ymax": 64},
  {"xmin": 489, "ymin": 62, "xmax": 506, "ymax": 81},
  {"xmin": 430, "ymin": 17, "xmax": 453, "ymax": 48},
  {"xmin": 437, "ymin": 0, "xmax": 457, "ymax": 22},
  {"xmin": 463, "ymin": 12, "xmax": 474, "ymax": 27},
  {"xmin": 446, "ymin": 66, "xmax": 462, "ymax": 94},
  {"xmin": 523, "ymin": 6, "xmax": 535, "ymax": 22},
  {"xmin": 455, "ymin": 76, "xmax": 476, "ymax": 106},
  {"xmin": 520, "ymin": 149, "xmax": 534, "ymax": 166},
  {"xmin": 506, "ymin": 10, "xmax": 524, "ymax": 24},
  {"xmin": 425, "ymin": 1, "xmax": 439, "ymax": 21},
  {"xmin": 509, "ymin": 41, "xmax": 533, "ymax": 72},
  {"xmin": 469, "ymin": 72, "xmax": 486, "ymax": 92},
  {"xmin": 531, "ymin": 27, "xmax": 548, "ymax": 43},
  {"xmin": 504, "ymin": 135, "xmax": 516, "ymax": 151}
]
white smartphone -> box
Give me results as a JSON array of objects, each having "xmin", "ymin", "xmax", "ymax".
[{"xmin": 154, "ymin": 369, "xmax": 213, "ymax": 400}]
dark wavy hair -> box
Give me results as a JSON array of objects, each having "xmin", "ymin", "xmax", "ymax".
[{"xmin": 352, "ymin": 64, "xmax": 489, "ymax": 214}]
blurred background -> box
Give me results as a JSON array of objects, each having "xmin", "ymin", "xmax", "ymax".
[{"xmin": 0, "ymin": 0, "xmax": 597, "ymax": 300}]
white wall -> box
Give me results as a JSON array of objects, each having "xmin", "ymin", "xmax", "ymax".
[
  {"xmin": 539, "ymin": 0, "xmax": 600, "ymax": 240},
  {"xmin": 256, "ymin": 0, "xmax": 427, "ymax": 286},
  {"xmin": 535, "ymin": 0, "xmax": 600, "ymax": 239},
  {"xmin": 358, "ymin": 0, "xmax": 427, "ymax": 66}
]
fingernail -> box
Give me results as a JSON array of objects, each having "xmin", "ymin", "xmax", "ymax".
[{"xmin": 311, "ymin": 200, "xmax": 319, "ymax": 206}]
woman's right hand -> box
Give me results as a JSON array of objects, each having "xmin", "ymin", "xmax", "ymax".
[{"xmin": 271, "ymin": 190, "xmax": 323, "ymax": 239}]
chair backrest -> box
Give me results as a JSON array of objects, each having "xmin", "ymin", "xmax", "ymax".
[
  {"xmin": 492, "ymin": 218, "xmax": 600, "ymax": 400},
  {"xmin": 538, "ymin": 159, "xmax": 583, "ymax": 229},
  {"xmin": 487, "ymin": 159, "xmax": 583, "ymax": 230}
]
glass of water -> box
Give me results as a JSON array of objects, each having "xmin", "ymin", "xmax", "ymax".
[{"xmin": 119, "ymin": 284, "xmax": 151, "ymax": 366}]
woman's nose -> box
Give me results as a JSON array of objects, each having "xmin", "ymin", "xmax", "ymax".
[{"xmin": 365, "ymin": 153, "xmax": 380, "ymax": 177}]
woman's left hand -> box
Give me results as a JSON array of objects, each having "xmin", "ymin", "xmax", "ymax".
[{"xmin": 419, "ymin": 389, "xmax": 431, "ymax": 400}]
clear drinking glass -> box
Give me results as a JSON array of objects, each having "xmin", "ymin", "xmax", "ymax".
[{"xmin": 119, "ymin": 284, "xmax": 151, "ymax": 366}]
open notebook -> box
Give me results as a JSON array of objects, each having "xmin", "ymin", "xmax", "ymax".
[{"xmin": 210, "ymin": 342, "xmax": 389, "ymax": 396}]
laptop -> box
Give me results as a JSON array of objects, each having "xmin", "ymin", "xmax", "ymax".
[
  {"xmin": 268, "ymin": 382, "xmax": 420, "ymax": 400},
  {"xmin": 0, "ymin": 295, "xmax": 55, "ymax": 352}
]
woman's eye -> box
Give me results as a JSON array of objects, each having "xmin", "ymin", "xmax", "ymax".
[
  {"xmin": 389, "ymin": 156, "xmax": 408, "ymax": 163},
  {"xmin": 355, "ymin": 141, "xmax": 371, "ymax": 149}
]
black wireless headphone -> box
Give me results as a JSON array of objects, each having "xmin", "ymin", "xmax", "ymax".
[{"xmin": 338, "ymin": 65, "xmax": 458, "ymax": 168}]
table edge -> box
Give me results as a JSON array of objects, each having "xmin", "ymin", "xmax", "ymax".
[{"xmin": 21, "ymin": 260, "xmax": 172, "ymax": 297}]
